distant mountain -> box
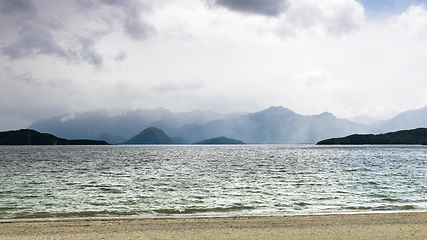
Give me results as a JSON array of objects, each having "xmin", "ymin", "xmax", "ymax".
[
  {"xmin": 0, "ymin": 129, "xmax": 108, "ymax": 145},
  {"xmin": 348, "ymin": 115, "xmax": 379, "ymax": 126},
  {"xmin": 317, "ymin": 128, "xmax": 427, "ymax": 145},
  {"xmin": 195, "ymin": 136, "xmax": 245, "ymax": 144},
  {"xmin": 123, "ymin": 127, "xmax": 175, "ymax": 144},
  {"xmin": 28, "ymin": 106, "xmax": 382, "ymax": 144},
  {"xmin": 374, "ymin": 106, "xmax": 427, "ymax": 132},
  {"xmin": 29, "ymin": 108, "xmax": 233, "ymax": 144},
  {"xmin": 174, "ymin": 106, "xmax": 379, "ymax": 144}
]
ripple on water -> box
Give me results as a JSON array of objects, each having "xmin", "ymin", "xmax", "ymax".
[{"xmin": 0, "ymin": 145, "xmax": 426, "ymax": 220}]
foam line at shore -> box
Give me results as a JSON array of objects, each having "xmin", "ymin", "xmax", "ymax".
[
  {"xmin": 1, "ymin": 209, "xmax": 427, "ymax": 223},
  {"xmin": 1, "ymin": 212, "xmax": 426, "ymax": 240}
]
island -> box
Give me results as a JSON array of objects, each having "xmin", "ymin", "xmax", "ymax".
[
  {"xmin": 0, "ymin": 129, "xmax": 109, "ymax": 145},
  {"xmin": 194, "ymin": 136, "xmax": 245, "ymax": 144},
  {"xmin": 316, "ymin": 128, "xmax": 427, "ymax": 145},
  {"xmin": 123, "ymin": 127, "xmax": 175, "ymax": 144}
]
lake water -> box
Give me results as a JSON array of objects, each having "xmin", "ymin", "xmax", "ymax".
[{"xmin": 0, "ymin": 145, "xmax": 426, "ymax": 221}]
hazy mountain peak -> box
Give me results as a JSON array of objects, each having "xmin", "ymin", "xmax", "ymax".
[
  {"xmin": 317, "ymin": 112, "xmax": 336, "ymax": 118},
  {"xmin": 348, "ymin": 114, "xmax": 378, "ymax": 126},
  {"xmin": 375, "ymin": 105, "xmax": 427, "ymax": 132},
  {"xmin": 153, "ymin": 107, "xmax": 170, "ymax": 113},
  {"xmin": 260, "ymin": 106, "xmax": 293, "ymax": 115}
]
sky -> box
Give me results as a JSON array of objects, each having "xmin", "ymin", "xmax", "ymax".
[{"xmin": 2, "ymin": 0, "xmax": 427, "ymax": 131}]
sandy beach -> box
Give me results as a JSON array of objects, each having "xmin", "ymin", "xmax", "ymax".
[{"xmin": 1, "ymin": 212, "xmax": 426, "ymax": 239}]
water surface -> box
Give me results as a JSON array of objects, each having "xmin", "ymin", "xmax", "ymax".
[{"xmin": 0, "ymin": 145, "xmax": 426, "ymax": 220}]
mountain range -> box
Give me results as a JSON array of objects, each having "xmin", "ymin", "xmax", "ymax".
[
  {"xmin": 28, "ymin": 105, "xmax": 427, "ymax": 144},
  {"xmin": 173, "ymin": 107, "xmax": 377, "ymax": 144},
  {"xmin": 29, "ymin": 108, "xmax": 236, "ymax": 144}
]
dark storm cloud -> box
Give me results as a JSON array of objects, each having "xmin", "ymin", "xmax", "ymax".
[
  {"xmin": 78, "ymin": 0, "xmax": 155, "ymax": 40},
  {"xmin": 104, "ymin": 0, "xmax": 155, "ymax": 40},
  {"xmin": 123, "ymin": 15, "xmax": 154, "ymax": 40},
  {"xmin": 212, "ymin": 0, "xmax": 289, "ymax": 16},
  {"xmin": 2, "ymin": 23, "xmax": 68, "ymax": 60},
  {"xmin": 77, "ymin": 37, "xmax": 103, "ymax": 68},
  {"xmin": 0, "ymin": 0, "xmax": 154, "ymax": 69},
  {"xmin": 0, "ymin": 0, "xmax": 37, "ymax": 15},
  {"xmin": 0, "ymin": 1, "xmax": 71, "ymax": 64}
]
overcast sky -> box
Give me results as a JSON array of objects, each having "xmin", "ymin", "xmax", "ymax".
[{"xmin": 2, "ymin": 0, "xmax": 427, "ymax": 131}]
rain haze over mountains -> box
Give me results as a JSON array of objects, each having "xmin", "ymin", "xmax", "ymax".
[
  {"xmin": 29, "ymin": 105, "xmax": 427, "ymax": 144},
  {"xmin": 2, "ymin": 0, "xmax": 427, "ymax": 137}
]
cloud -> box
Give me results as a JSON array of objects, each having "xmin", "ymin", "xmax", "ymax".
[
  {"xmin": 2, "ymin": 23, "xmax": 68, "ymax": 60},
  {"xmin": 0, "ymin": 0, "xmax": 155, "ymax": 69},
  {"xmin": 291, "ymin": 69, "xmax": 332, "ymax": 87},
  {"xmin": 8, "ymin": 71, "xmax": 42, "ymax": 87},
  {"xmin": 106, "ymin": 0, "xmax": 156, "ymax": 40},
  {"xmin": 77, "ymin": 36, "xmax": 103, "ymax": 68},
  {"xmin": 152, "ymin": 80, "xmax": 205, "ymax": 93},
  {"xmin": 278, "ymin": 0, "xmax": 365, "ymax": 36},
  {"xmin": 285, "ymin": 69, "xmax": 361, "ymax": 117},
  {"xmin": 210, "ymin": 0, "xmax": 289, "ymax": 17},
  {"xmin": 0, "ymin": 0, "xmax": 37, "ymax": 16},
  {"xmin": 123, "ymin": 12, "xmax": 155, "ymax": 40},
  {"xmin": 0, "ymin": 0, "xmax": 69, "ymax": 60},
  {"xmin": 115, "ymin": 50, "xmax": 128, "ymax": 61},
  {"xmin": 5, "ymin": 68, "xmax": 72, "ymax": 88},
  {"xmin": 78, "ymin": 0, "xmax": 155, "ymax": 40},
  {"xmin": 388, "ymin": 4, "xmax": 427, "ymax": 39}
]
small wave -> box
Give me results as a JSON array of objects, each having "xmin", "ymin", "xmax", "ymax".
[
  {"xmin": 1, "ymin": 210, "xmax": 145, "ymax": 220},
  {"xmin": 295, "ymin": 202, "xmax": 310, "ymax": 207},
  {"xmin": 153, "ymin": 206, "xmax": 255, "ymax": 215},
  {"xmin": 344, "ymin": 205, "xmax": 418, "ymax": 211},
  {"xmin": 382, "ymin": 198, "xmax": 400, "ymax": 202}
]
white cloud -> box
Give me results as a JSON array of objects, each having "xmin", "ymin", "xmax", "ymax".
[
  {"xmin": 388, "ymin": 4, "xmax": 427, "ymax": 39},
  {"xmin": 277, "ymin": 0, "xmax": 365, "ymax": 37},
  {"xmin": 152, "ymin": 80, "xmax": 205, "ymax": 93},
  {"xmin": 291, "ymin": 69, "xmax": 332, "ymax": 87}
]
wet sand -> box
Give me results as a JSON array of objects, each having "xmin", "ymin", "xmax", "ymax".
[{"xmin": 1, "ymin": 212, "xmax": 426, "ymax": 239}]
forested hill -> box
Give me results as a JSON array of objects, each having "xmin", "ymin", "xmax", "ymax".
[
  {"xmin": 123, "ymin": 127, "xmax": 175, "ymax": 144},
  {"xmin": 317, "ymin": 128, "xmax": 427, "ymax": 145},
  {"xmin": 0, "ymin": 129, "xmax": 109, "ymax": 145},
  {"xmin": 195, "ymin": 136, "xmax": 245, "ymax": 144}
]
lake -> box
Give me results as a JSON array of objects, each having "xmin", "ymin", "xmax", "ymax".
[{"xmin": 0, "ymin": 145, "xmax": 426, "ymax": 220}]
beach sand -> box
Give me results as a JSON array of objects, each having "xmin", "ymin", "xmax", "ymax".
[{"xmin": 1, "ymin": 212, "xmax": 426, "ymax": 239}]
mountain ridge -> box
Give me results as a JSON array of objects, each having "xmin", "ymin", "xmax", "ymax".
[
  {"xmin": 174, "ymin": 106, "xmax": 378, "ymax": 144},
  {"xmin": 374, "ymin": 106, "xmax": 427, "ymax": 132},
  {"xmin": 29, "ymin": 108, "xmax": 234, "ymax": 144}
]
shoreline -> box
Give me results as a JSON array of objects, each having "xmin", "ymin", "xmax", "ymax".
[
  {"xmin": 1, "ymin": 209, "xmax": 427, "ymax": 223},
  {"xmin": 1, "ymin": 212, "xmax": 426, "ymax": 239}
]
